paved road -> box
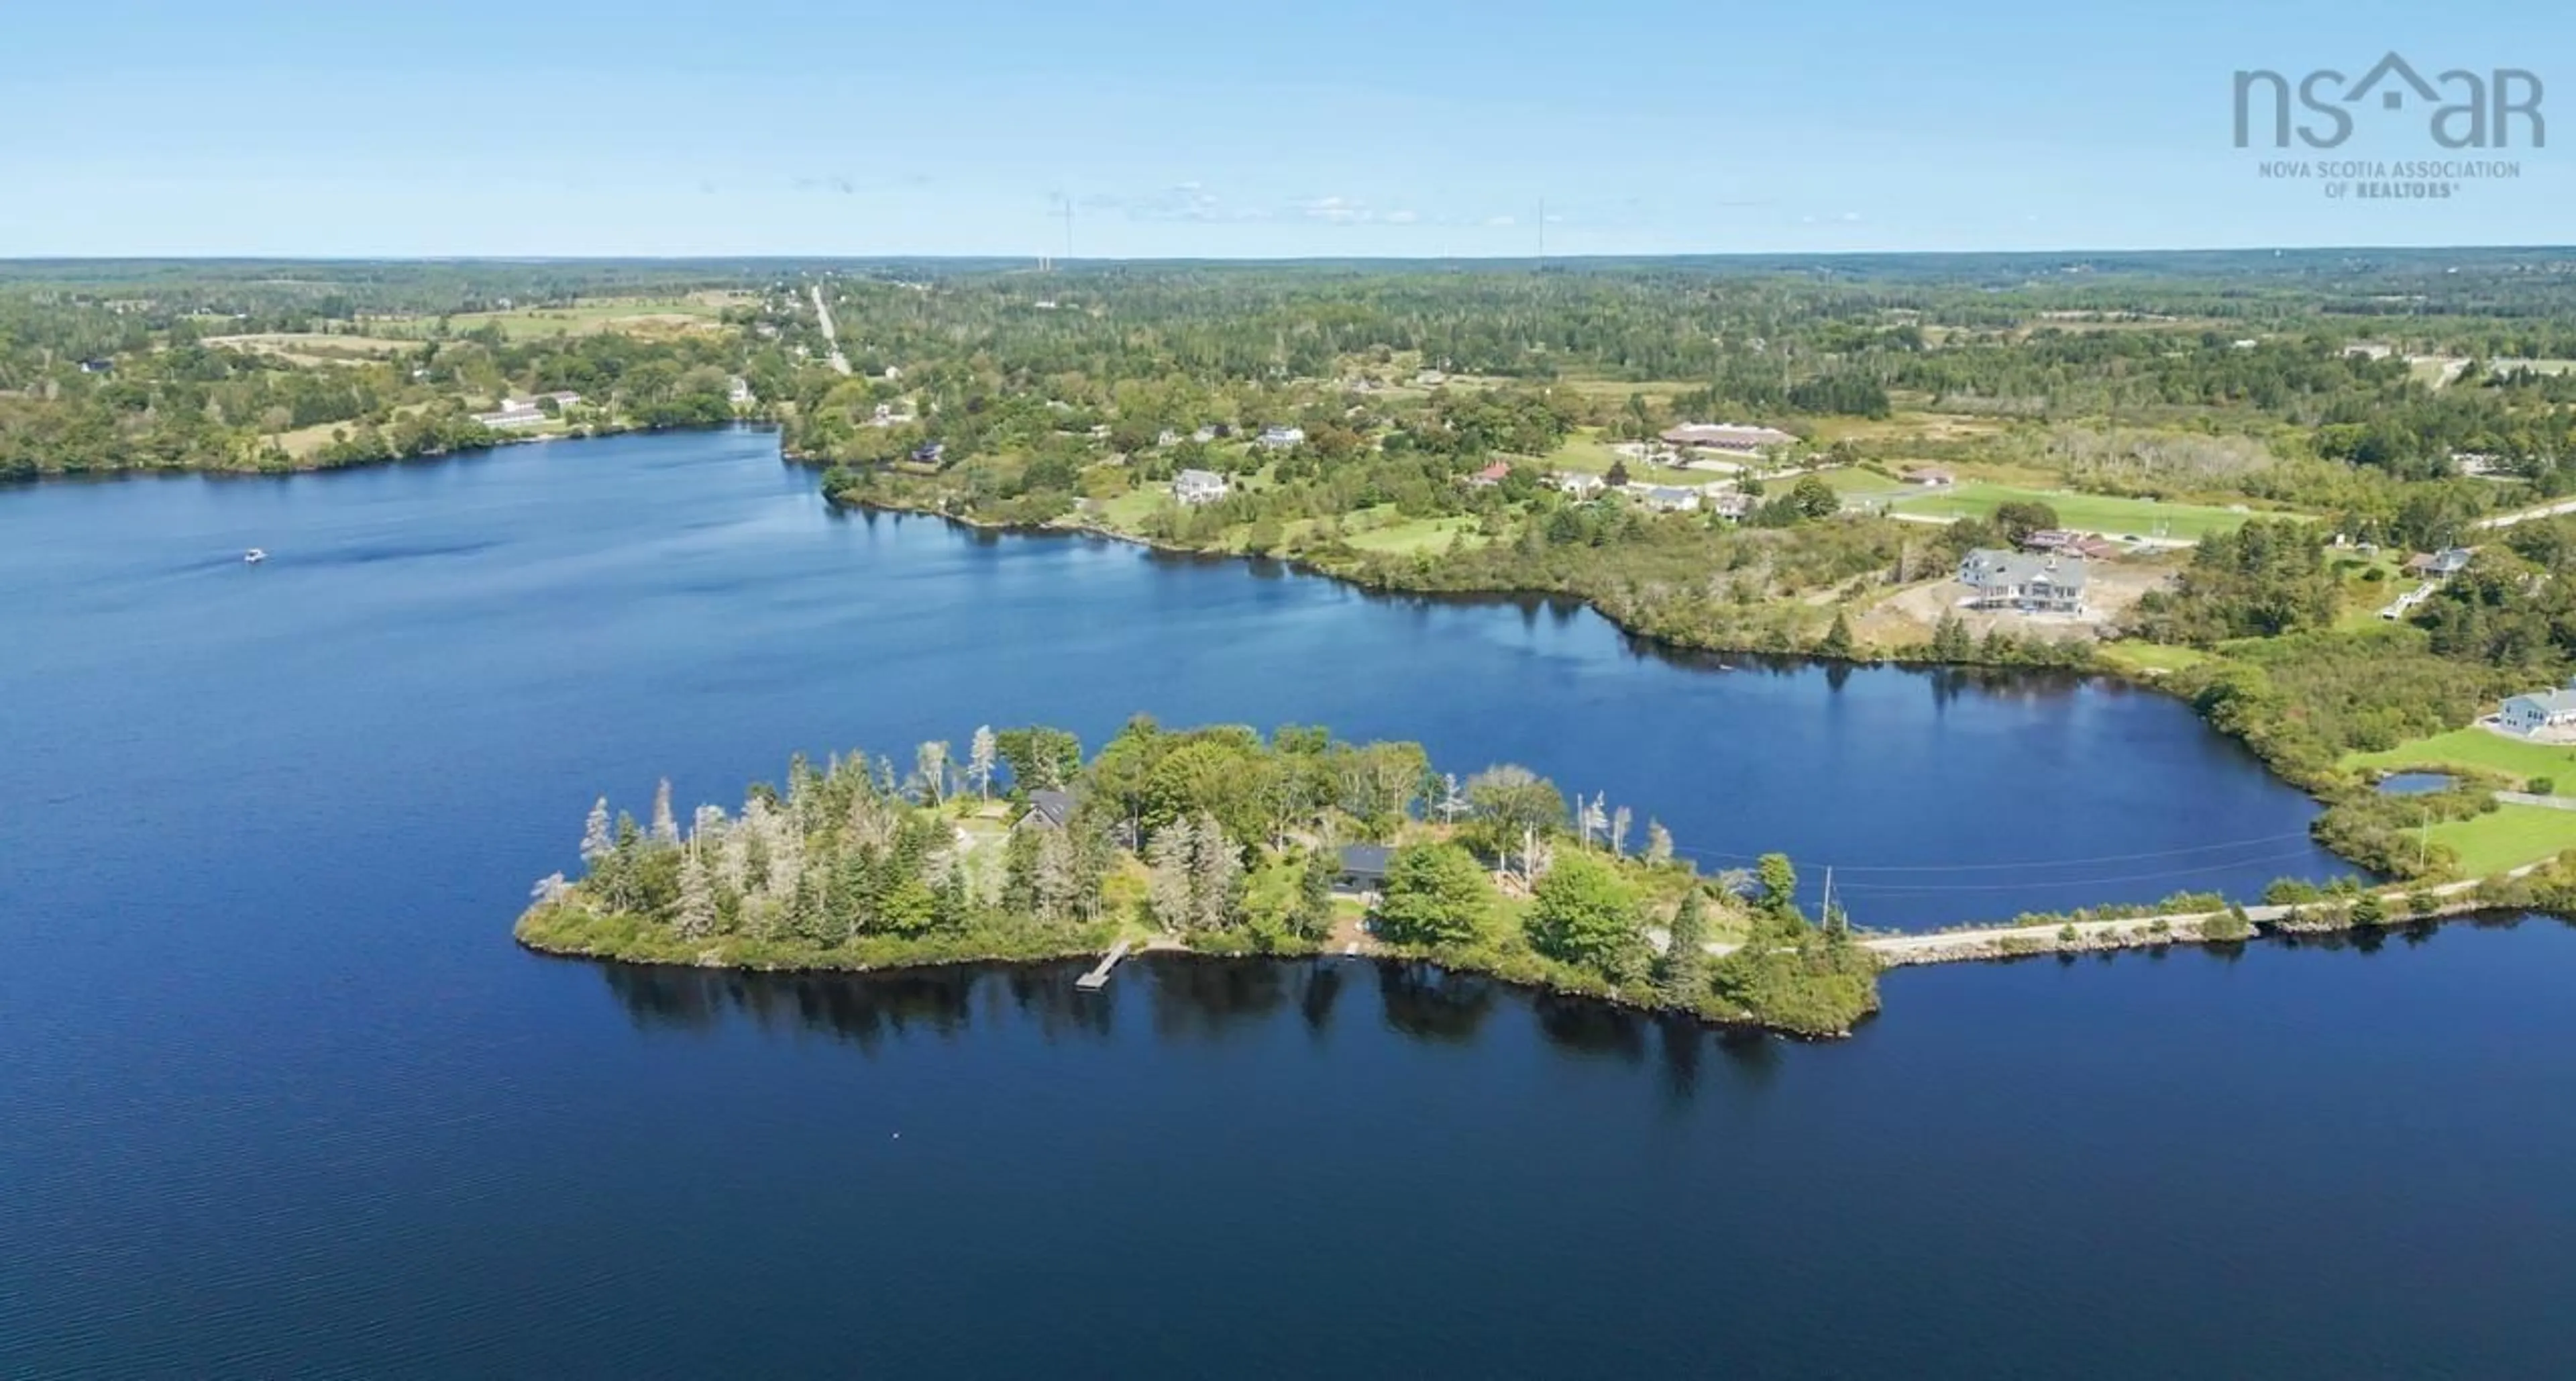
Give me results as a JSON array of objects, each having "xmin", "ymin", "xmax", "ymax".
[
  {"xmin": 2477, "ymin": 497, "xmax": 2576, "ymax": 529},
  {"xmin": 811, "ymin": 284, "xmax": 851, "ymax": 376}
]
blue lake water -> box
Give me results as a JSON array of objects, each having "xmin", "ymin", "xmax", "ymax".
[{"xmin": 5, "ymin": 429, "xmax": 2569, "ymax": 1378}]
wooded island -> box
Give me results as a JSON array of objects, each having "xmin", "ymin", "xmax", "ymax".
[{"xmin": 514, "ymin": 719, "xmax": 1882, "ymax": 1037}]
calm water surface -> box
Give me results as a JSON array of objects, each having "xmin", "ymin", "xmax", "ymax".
[{"xmin": 3, "ymin": 431, "xmax": 2569, "ymax": 1378}]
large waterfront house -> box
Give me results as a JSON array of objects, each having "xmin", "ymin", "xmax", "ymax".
[
  {"xmin": 1958, "ymin": 548, "xmax": 2087, "ymax": 614},
  {"xmin": 1173, "ymin": 468, "xmax": 1231, "ymax": 505},
  {"xmin": 472, "ymin": 399, "xmax": 547, "ymax": 429},
  {"xmin": 2500, "ymin": 680, "xmax": 2576, "ymax": 736}
]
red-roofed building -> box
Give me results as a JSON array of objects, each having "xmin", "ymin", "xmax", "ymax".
[{"xmin": 1467, "ymin": 460, "xmax": 1513, "ymax": 487}]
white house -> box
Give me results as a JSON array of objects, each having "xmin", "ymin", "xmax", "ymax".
[
  {"xmin": 1959, "ymin": 549, "xmax": 2087, "ymax": 614},
  {"xmin": 1633, "ymin": 485, "xmax": 1701, "ymax": 512},
  {"xmin": 1554, "ymin": 471, "xmax": 1606, "ymax": 499},
  {"xmin": 1256, "ymin": 425, "xmax": 1306, "ymax": 450},
  {"xmin": 1660, "ymin": 421, "xmax": 1796, "ymax": 454},
  {"xmin": 472, "ymin": 399, "xmax": 547, "ymax": 429},
  {"xmin": 1173, "ymin": 468, "xmax": 1231, "ymax": 505},
  {"xmin": 2500, "ymin": 680, "xmax": 2576, "ymax": 736}
]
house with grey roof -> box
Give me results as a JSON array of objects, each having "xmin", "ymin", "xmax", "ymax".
[
  {"xmin": 1173, "ymin": 468, "xmax": 1231, "ymax": 505},
  {"xmin": 1958, "ymin": 548, "xmax": 2087, "ymax": 614},
  {"xmin": 2500, "ymin": 680, "xmax": 2576, "ymax": 737},
  {"xmin": 1334, "ymin": 843, "xmax": 1393, "ymax": 895},
  {"xmin": 1016, "ymin": 788, "xmax": 1079, "ymax": 831}
]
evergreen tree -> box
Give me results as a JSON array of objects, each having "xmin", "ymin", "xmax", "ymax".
[
  {"xmin": 580, "ymin": 796, "xmax": 613, "ymax": 868},
  {"xmin": 651, "ymin": 778, "xmax": 680, "ymax": 846},
  {"xmin": 1186, "ymin": 812, "xmax": 1242, "ymax": 932},
  {"xmin": 1656, "ymin": 888, "xmax": 1709, "ymax": 1005},
  {"xmin": 1035, "ymin": 824, "xmax": 1085, "ymax": 923},
  {"xmin": 1146, "ymin": 817, "xmax": 1197, "ymax": 931},
  {"xmin": 674, "ymin": 850, "xmax": 716, "ymax": 940},
  {"xmin": 1819, "ymin": 609, "xmax": 1855, "ymax": 659},
  {"xmin": 1755, "ymin": 852, "xmax": 1800, "ymax": 923},
  {"xmin": 1291, "ymin": 845, "xmax": 1336, "ymax": 940},
  {"xmin": 1375, "ymin": 842, "xmax": 1493, "ymax": 948},
  {"xmin": 969, "ymin": 725, "xmax": 998, "ymax": 799}
]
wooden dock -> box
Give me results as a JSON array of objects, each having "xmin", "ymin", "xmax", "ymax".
[{"xmin": 1075, "ymin": 939, "xmax": 1132, "ymax": 991}]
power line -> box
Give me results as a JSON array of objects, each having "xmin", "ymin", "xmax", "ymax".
[
  {"xmin": 1825, "ymin": 847, "xmax": 2332, "ymax": 895},
  {"xmin": 1661, "ymin": 829, "xmax": 2321, "ymax": 875}
]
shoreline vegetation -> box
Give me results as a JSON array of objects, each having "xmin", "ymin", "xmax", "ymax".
[
  {"xmin": 512, "ymin": 721, "xmax": 1882, "ymax": 1037},
  {"xmin": 23, "ymin": 258, "xmax": 2576, "ymax": 955},
  {"xmin": 511, "ymin": 716, "xmax": 2576, "ymax": 1038}
]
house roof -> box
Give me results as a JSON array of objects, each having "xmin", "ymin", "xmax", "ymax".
[
  {"xmin": 1023, "ymin": 788, "xmax": 1077, "ymax": 829},
  {"xmin": 1337, "ymin": 843, "xmax": 1393, "ymax": 876},
  {"xmin": 1175, "ymin": 468, "xmax": 1226, "ymax": 488},
  {"xmin": 1660, "ymin": 422, "xmax": 1795, "ymax": 448},
  {"xmin": 1961, "ymin": 548, "xmax": 2088, "ymax": 593},
  {"xmin": 2507, "ymin": 690, "xmax": 2576, "ymax": 717},
  {"xmin": 1472, "ymin": 460, "xmax": 1511, "ymax": 480}
]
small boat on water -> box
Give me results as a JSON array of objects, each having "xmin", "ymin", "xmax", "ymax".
[{"xmin": 244, "ymin": 548, "xmax": 267, "ymax": 564}]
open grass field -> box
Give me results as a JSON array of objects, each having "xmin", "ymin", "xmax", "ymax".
[
  {"xmin": 1807, "ymin": 409, "xmax": 2012, "ymax": 444},
  {"xmin": 364, "ymin": 294, "xmax": 747, "ymax": 341},
  {"xmin": 2348, "ymin": 727, "xmax": 2576, "ymax": 784},
  {"xmin": 1087, "ymin": 488, "xmax": 1166, "ymax": 529},
  {"xmin": 1542, "ymin": 433, "xmax": 1704, "ymax": 486},
  {"xmin": 205, "ymin": 333, "xmax": 418, "ymax": 364},
  {"xmin": 1884, "ymin": 482, "xmax": 2271, "ymax": 541},
  {"xmin": 1340, "ymin": 514, "xmax": 1487, "ymax": 555},
  {"xmin": 2424, "ymin": 804, "xmax": 2576, "ymax": 876}
]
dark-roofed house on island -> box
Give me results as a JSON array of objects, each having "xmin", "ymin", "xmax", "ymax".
[{"xmin": 1333, "ymin": 843, "xmax": 1393, "ymax": 895}]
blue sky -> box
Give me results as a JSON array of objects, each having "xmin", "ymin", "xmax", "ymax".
[{"xmin": 3, "ymin": 0, "xmax": 2566, "ymax": 256}]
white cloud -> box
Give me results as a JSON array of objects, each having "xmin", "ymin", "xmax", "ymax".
[{"xmin": 1302, "ymin": 195, "xmax": 1370, "ymax": 223}]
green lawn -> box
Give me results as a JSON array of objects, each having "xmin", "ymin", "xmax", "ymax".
[
  {"xmin": 2424, "ymin": 804, "xmax": 2576, "ymax": 876},
  {"xmin": 1886, "ymin": 482, "xmax": 2277, "ymax": 542},
  {"xmin": 2348, "ymin": 727, "xmax": 2576, "ymax": 784},
  {"xmin": 1341, "ymin": 515, "xmax": 1488, "ymax": 555},
  {"xmin": 1088, "ymin": 488, "xmax": 1166, "ymax": 530},
  {"xmin": 1541, "ymin": 433, "xmax": 1703, "ymax": 486}
]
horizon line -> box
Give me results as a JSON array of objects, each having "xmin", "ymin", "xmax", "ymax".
[{"xmin": 3, "ymin": 244, "xmax": 2575, "ymax": 267}]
